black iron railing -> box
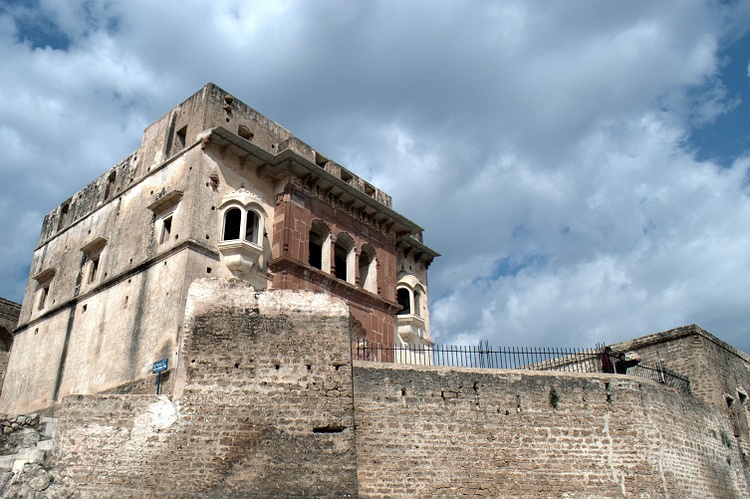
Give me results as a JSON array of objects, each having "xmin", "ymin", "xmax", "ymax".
[
  {"xmin": 626, "ymin": 363, "xmax": 691, "ymax": 394},
  {"xmin": 353, "ymin": 343, "xmax": 691, "ymax": 395},
  {"xmin": 353, "ymin": 343, "xmax": 601, "ymax": 371}
]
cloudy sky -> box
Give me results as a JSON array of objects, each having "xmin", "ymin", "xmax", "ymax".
[{"xmin": 2, "ymin": 0, "xmax": 750, "ymax": 352}]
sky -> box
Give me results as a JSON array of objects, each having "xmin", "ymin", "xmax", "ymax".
[{"xmin": 1, "ymin": 0, "xmax": 749, "ymax": 352}]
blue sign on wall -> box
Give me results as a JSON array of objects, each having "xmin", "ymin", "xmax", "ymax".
[{"xmin": 152, "ymin": 358, "xmax": 169, "ymax": 374}]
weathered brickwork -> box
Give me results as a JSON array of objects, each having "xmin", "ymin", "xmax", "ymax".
[
  {"xmin": 353, "ymin": 363, "xmax": 750, "ymax": 498},
  {"xmin": 52, "ymin": 282, "xmax": 358, "ymax": 497}
]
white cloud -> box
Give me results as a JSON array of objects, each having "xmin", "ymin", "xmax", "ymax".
[{"xmin": 1, "ymin": 0, "xmax": 749, "ymax": 354}]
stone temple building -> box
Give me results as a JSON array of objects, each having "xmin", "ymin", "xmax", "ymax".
[{"xmin": 0, "ymin": 83, "xmax": 438, "ymax": 414}]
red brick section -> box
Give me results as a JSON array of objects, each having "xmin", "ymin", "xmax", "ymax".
[{"xmin": 270, "ymin": 182, "xmax": 399, "ymax": 346}]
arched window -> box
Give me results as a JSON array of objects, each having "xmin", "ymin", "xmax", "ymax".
[
  {"xmin": 395, "ymin": 280, "xmax": 427, "ymax": 318},
  {"xmin": 396, "ymin": 287, "xmax": 411, "ymax": 315},
  {"xmin": 245, "ymin": 210, "xmax": 259, "ymax": 244},
  {"xmin": 309, "ymin": 220, "xmax": 331, "ymax": 272},
  {"xmin": 333, "ymin": 232, "xmax": 355, "ymax": 283},
  {"xmin": 223, "ymin": 207, "xmax": 242, "ymax": 240},
  {"xmin": 358, "ymin": 244, "xmax": 377, "ymax": 293},
  {"xmin": 222, "ymin": 206, "xmax": 261, "ymax": 245},
  {"xmin": 217, "ymin": 189, "xmax": 267, "ymax": 275}
]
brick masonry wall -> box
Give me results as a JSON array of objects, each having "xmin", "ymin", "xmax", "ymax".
[
  {"xmin": 51, "ymin": 281, "xmax": 358, "ymax": 497},
  {"xmin": 353, "ymin": 362, "xmax": 750, "ymax": 498}
]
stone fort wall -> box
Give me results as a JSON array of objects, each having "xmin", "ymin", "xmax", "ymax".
[
  {"xmin": 354, "ymin": 364, "xmax": 748, "ymax": 498},
  {"xmin": 41, "ymin": 281, "xmax": 750, "ymax": 497}
]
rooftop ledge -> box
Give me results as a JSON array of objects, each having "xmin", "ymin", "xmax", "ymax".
[{"xmin": 204, "ymin": 126, "xmax": 436, "ymax": 244}]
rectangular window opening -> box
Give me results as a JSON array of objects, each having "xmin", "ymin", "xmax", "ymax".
[
  {"xmin": 88, "ymin": 256, "xmax": 100, "ymax": 284},
  {"xmin": 309, "ymin": 240, "xmax": 323, "ymax": 270},
  {"xmin": 160, "ymin": 216, "xmax": 173, "ymax": 245},
  {"xmin": 176, "ymin": 126, "xmax": 187, "ymax": 150},
  {"xmin": 238, "ymin": 125, "xmax": 254, "ymax": 140},
  {"xmin": 38, "ymin": 284, "xmax": 50, "ymax": 310}
]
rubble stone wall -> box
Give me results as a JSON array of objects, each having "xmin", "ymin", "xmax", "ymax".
[{"xmin": 610, "ymin": 325, "xmax": 750, "ymax": 413}]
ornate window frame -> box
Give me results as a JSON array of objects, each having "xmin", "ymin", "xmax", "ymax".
[{"xmin": 218, "ymin": 188, "xmax": 267, "ymax": 274}]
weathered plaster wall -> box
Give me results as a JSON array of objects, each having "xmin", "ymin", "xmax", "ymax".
[
  {"xmin": 353, "ymin": 363, "xmax": 750, "ymax": 498},
  {"xmin": 51, "ymin": 281, "xmax": 358, "ymax": 497},
  {"xmin": 3, "ymin": 121, "xmax": 283, "ymax": 414}
]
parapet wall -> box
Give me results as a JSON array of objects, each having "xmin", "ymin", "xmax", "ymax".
[{"xmin": 43, "ymin": 283, "xmax": 750, "ymax": 497}]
